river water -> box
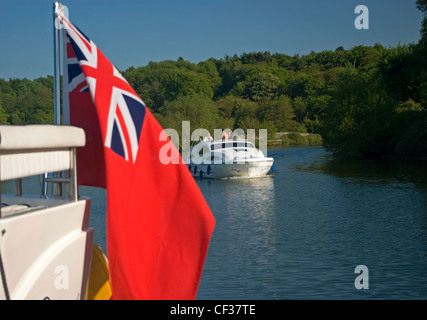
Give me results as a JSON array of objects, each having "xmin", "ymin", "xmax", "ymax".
[
  {"xmin": 4, "ymin": 146, "xmax": 427, "ymax": 299},
  {"xmin": 195, "ymin": 146, "xmax": 427, "ymax": 299}
]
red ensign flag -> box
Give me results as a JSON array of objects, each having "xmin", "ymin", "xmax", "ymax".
[{"xmin": 58, "ymin": 9, "xmax": 215, "ymax": 299}]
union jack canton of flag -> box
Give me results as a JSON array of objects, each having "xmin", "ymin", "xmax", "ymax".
[{"xmin": 60, "ymin": 15, "xmax": 145, "ymax": 163}]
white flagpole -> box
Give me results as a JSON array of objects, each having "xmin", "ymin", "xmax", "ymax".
[
  {"xmin": 62, "ymin": 25, "xmax": 70, "ymax": 125},
  {"xmin": 49, "ymin": 2, "xmax": 63, "ymax": 197},
  {"xmin": 53, "ymin": 2, "xmax": 61, "ymax": 125}
]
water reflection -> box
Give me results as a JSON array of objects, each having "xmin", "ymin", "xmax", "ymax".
[
  {"xmin": 294, "ymin": 152, "xmax": 427, "ymax": 191},
  {"xmin": 278, "ymin": 147, "xmax": 427, "ymax": 299},
  {"xmin": 197, "ymin": 176, "xmax": 281, "ymax": 299}
]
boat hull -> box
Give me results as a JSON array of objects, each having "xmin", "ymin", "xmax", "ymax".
[
  {"xmin": 188, "ymin": 158, "xmax": 274, "ymax": 179},
  {"xmin": 0, "ymin": 197, "xmax": 93, "ymax": 300}
]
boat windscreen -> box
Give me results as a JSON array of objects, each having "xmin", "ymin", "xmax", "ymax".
[{"xmin": 210, "ymin": 141, "xmax": 255, "ymax": 150}]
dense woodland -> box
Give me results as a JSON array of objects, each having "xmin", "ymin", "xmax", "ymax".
[{"xmin": 1, "ymin": 1, "xmax": 426, "ymax": 157}]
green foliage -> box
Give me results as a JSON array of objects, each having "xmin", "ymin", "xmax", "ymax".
[
  {"xmin": 319, "ymin": 2, "xmax": 427, "ymax": 157},
  {"xmin": 321, "ymin": 68, "xmax": 396, "ymax": 156},
  {"xmin": 1, "ymin": 42, "xmax": 424, "ymax": 157},
  {"xmin": 417, "ymin": 0, "xmax": 427, "ymax": 46},
  {"xmin": 122, "ymin": 60, "xmax": 213, "ymax": 113},
  {"xmin": 378, "ymin": 44, "xmax": 421, "ymax": 103},
  {"xmin": 159, "ymin": 94, "xmax": 219, "ymax": 133},
  {"xmin": 0, "ymin": 76, "xmax": 54, "ymax": 124},
  {"xmin": 244, "ymin": 73, "xmax": 281, "ymax": 102},
  {"xmin": 280, "ymin": 133, "xmax": 323, "ymax": 147},
  {"xmin": 0, "ymin": 99, "xmax": 8, "ymax": 123},
  {"xmin": 263, "ymin": 95, "xmax": 299, "ymax": 132}
]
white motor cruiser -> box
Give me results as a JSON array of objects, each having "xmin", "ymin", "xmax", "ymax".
[{"xmin": 183, "ymin": 139, "xmax": 274, "ymax": 179}]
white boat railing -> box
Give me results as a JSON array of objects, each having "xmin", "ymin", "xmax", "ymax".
[{"xmin": 0, "ymin": 125, "xmax": 85, "ymax": 218}]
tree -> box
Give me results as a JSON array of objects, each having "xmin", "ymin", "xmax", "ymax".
[
  {"xmin": 123, "ymin": 60, "xmax": 214, "ymax": 112},
  {"xmin": 378, "ymin": 45, "xmax": 421, "ymax": 103},
  {"xmin": 197, "ymin": 59, "xmax": 222, "ymax": 98},
  {"xmin": 293, "ymin": 96, "xmax": 307, "ymax": 123},
  {"xmin": 217, "ymin": 55, "xmax": 245, "ymax": 97},
  {"xmin": 240, "ymin": 51, "xmax": 272, "ymax": 64},
  {"xmin": 244, "ymin": 73, "xmax": 281, "ymax": 102},
  {"xmin": 322, "ymin": 68, "xmax": 395, "ymax": 156},
  {"xmin": 349, "ymin": 45, "xmax": 383, "ymax": 70},
  {"xmin": 417, "ymin": 0, "xmax": 427, "ymax": 46},
  {"xmin": 159, "ymin": 94, "xmax": 219, "ymax": 136},
  {"xmin": 416, "ymin": 0, "xmax": 427, "ymax": 107},
  {"xmin": 266, "ymin": 95, "xmax": 298, "ymax": 132},
  {"xmin": 0, "ymin": 99, "xmax": 8, "ymax": 123}
]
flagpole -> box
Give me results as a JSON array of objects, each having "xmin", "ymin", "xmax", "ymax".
[
  {"xmin": 53, "ymin": 2, "xmax": 61, "ymax": 125},
  {"xmin": 49, "ymin": 2, "xmax": 63, "ymax": 197}
]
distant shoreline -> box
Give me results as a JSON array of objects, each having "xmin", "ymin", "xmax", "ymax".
[{"xmin": 267, "ymin": 132, "xmax": 323, "ymax": 148}]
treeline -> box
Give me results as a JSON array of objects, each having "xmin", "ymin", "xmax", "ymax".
[
  {"xmin": 319, "ymin": 0, "xmax": 427, "ymax": 158},
  {"xmin": 0, "ymin": 76, "xmax": 54, "ymax": 124},
  {"xmin": 1, "ymin": 1, "xmax": 426, "ymax": 157},
  {"xmin": 122, "ymin": 46, "xmax": 426, "ymax": 157},
  {"xmin": 124, "ymin": 45, "xmax": 404, "ymax": 142}
]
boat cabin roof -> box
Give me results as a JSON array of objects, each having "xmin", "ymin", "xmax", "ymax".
[
  {"xmin": 205, "ymin": 140, "xmax": 256, "ymax": 151},
  {"xmin": 0, "ymin": 125, "xmax": 85, "ymax": 181}
]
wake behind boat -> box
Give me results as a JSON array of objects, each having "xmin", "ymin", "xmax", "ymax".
[{"xmin": 183, "ymin": 139, "xmax": 274, "ymax": 179}]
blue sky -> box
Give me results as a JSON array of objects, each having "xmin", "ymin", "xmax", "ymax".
[{"xmin": 0, "ymin": 0, "xmax": 423, "ymax": 79}]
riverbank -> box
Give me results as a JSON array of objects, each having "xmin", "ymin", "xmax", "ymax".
[{"xmin": 268, "ymin": 132, "xmax": 323, "ymax": 147}]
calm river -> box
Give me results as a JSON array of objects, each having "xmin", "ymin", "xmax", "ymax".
[
  {"xmin": 195, "ymin": 146, "xmax": 427, "ymax": 299},
  {"xmin": 86, "ymin": 146, "xmax": 427, "ymax": 299},
  {"xmin": 6, "ymin": 146, "xmax": 426, "ymax": 299}
]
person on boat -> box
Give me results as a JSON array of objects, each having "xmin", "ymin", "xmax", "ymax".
[
  {"xmin": 204, "ymin": 133, "xmax": 213, "ymax": 142},
  {"xmin": 221, "ymin": 129, "xmax": 229, "ymax": 140}
]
